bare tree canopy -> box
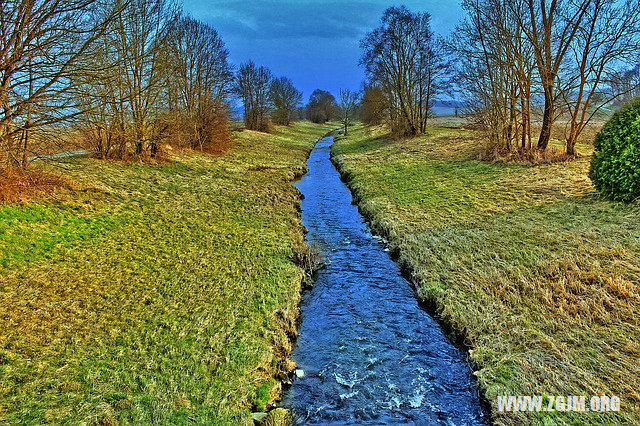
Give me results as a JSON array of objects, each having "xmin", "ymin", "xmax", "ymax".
[
  {"xmin": 270, "ymin": 77, "xmax": 302, "ymax": 126},
  {"xmin": 306, "ymin": 89, "xmax": 339, "ymax": 123},
  {"xmin": 360, "ymin": 6, "xmax": 449, "ymax": 138},
  {"xmin": 165, "ymin": 16, "xmax": 234, "ymax": 151},
  {"xmin": 236, "ymin": 61, "xmax": 273, "ymax": 132},
  {"xmin": 0, "ymin": 0, "xmax": 121, "ymax": 169},
  {"xmin": 339, "ymin": 89, "xmax": 360, "ymax": 136},
  {"xmin": 454, "ymin": 0, "xmax": 640, "ymax": 157}
]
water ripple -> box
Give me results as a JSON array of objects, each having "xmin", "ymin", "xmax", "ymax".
[{"xmin": 284, "ymin": 137, "xmax": 487, "ymax": 425}]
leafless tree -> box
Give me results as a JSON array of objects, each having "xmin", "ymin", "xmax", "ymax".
[
  {"xmin": 454, "ymin": 0, "xmax": 535, "ymax": 153},
  {"xmin": 0, "ymin": 0, "xmax": 120, "ymax": 170},
  {"xmin": 339, "ymin": 89, "xmax": 360, "ymax": 136},
  {"xmin": 166, "ymin": 16, "xmax": 233, "ymax": 150},
  {"xmin": 112, "ymin": 0, "xmax": 179, "ymax": 157},
  {"xmin": 511, "ymin": 0, "xmax": 593, "ymax": 151},
  {"xmin": 360, "ymin": 85, "xmax": 386, "ymax": 126},
  {"xmin": 269, "ymin": 77, "xmax": 302, "ymax": 126},
  {"xmin": 235, "ymin": 61, "xmax": 273, "ymax": 132},
  {"xmin": 455, "ymin": 0, "xmax": 640, "ymax": 157},
  {"xmin": 360, "ymin": 6, "xmax": 448, "ymax": 138},
  {"xmin": 559, "ymin": 0, "xmax": 640, "ymax": 156}
]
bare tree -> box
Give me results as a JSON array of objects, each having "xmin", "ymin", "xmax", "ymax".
[
  {"xmin": 360, "ymin": 85, "xmax": 386, "ymax": 126},
  {"xmin": 454, "ymin": 0, "xmax": 640, "ymax": 158},
  {"xmin": 514, "ymin": 0, "xmax": 592, "ymax": 151},
  {"xmin": 166, "ymin": 16, "xmax": 233, "ymax": 150},
  {"xmin": 112, "ymin": 0, "xmax": 179, "ymax": 157},
  {"xmin": 306, "ymin": 89, "xmax": 339, "ymax": 123},
  {"xmin": 235, "ymin": 61, "xmax": 273, "ymax": 132},
  {"xmin": 560, "ymin": 0, "xmax": 640, "ymax": 156},
  {"xmin": 339, "ymin": 89, "xmax": 360, "ymax": 136},
  {"xmin": 453, "ymin": 0, "xmax": 535, "ymax": 153},
  {"xmin": 269, "ymin": 77, "xmax": 302, "ymax": 126},
  {"xmin": 360, "ymin": 6, "xmax": 448, "ymax": 137},
  {"xmin": 0, "ymin": 0, "xmax": 120, "ymax": 170}
]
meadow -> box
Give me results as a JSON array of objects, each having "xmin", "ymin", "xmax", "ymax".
[
  {"xmin": 332, "ymin": 123, "xmax": 640, "ymax": 425},
  {"xmin": 0, "ymin": 122, "xmax": 334, "ymax": 424}
]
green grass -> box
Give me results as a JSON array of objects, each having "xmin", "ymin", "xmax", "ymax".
[
  {"xmin": 333, "ymin": 124, "xmax": 640, "ymax": 425},
  {"xmin": 0, "ymin": 121, "xmax": 335, "ymax": 424}
]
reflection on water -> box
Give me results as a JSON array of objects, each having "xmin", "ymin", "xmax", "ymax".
[{"xmin": 283, "ymin": 137, "xmax": 487, "ymax": 424}]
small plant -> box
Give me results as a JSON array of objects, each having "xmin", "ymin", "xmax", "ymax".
[
  {"xmin": 293, "ymin": 242, "xmax": 325, "ymax": 287},
  {"xmin": 590, "ymin": 100, "xmax": 640, "ymax": 202},
  {"xmin": 253, "ymin": 378, "xmax": 277, "ymax": 412}
]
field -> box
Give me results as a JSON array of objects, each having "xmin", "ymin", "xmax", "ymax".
[
  {"xmin": 0, "ymin": 122, "xmax": 334, "ymax": 424},
  {"xmin": 332, "ymin": 124, "xmax": 640, "ymax": 425}
]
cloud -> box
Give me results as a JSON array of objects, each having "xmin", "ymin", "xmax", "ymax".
[{"xmin": 192, "ymin": 0, "xmax": 383, "ymax": 41}]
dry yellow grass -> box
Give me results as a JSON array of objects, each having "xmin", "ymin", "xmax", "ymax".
[
  {"xmin": 0, "ymin": 122, "xmax": 335, "ymax": 424},
  {"xmin": 333, "ymin": 123, "xmax": 640, "ymax": 425}
]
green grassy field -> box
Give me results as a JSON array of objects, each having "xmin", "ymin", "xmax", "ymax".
[
  {"xmin": 0, "ymin": 122, "xmax": 334, "ymax": 425},
  {"xmin": 332, "ymin": 124, "xmax": 640, "ymax": 425}
]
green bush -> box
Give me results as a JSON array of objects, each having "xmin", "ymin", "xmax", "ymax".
[{"xmin": 590, "ymin": 100, "xmax": 640, "ymax": 202}]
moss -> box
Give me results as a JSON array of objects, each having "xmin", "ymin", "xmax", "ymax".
[{"xmin": 254, "ymin": 378, "xmax": 277, "ymax": 412}]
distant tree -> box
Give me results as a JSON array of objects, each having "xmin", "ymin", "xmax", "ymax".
[
  {"xmin": 338, "ymin": 89, "xmax": 360, "ymax": 136},
  {"xmin": 270, "ymin": 77, "xmax": 302, "ymax": 126},
  {"xmin": 360, "ymin": 6, "xmax": 449, "ymax": 137},
  {"xmin": 306, "ymin": 90, "xmax": 339, "ymax": 123},
  {"xmin": 236, "ymin": 61, "xmax": 273, "ymax": 132},
  {"xmin": 360, "ymin": 85, "xmax": 386, "ymax": 126},
  {"xmin": 612, "ymin": 65, "xmax": 640, "ymax": 105}
]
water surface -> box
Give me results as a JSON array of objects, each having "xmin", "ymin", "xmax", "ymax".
[{"xmin": 284, "ymin": 136, "xmax": 487, "ymax": 424}]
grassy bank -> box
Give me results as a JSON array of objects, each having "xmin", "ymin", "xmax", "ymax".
[
  {"xmin": 332, "ymin": 124, "xmax": 640, "ymax": 425},
  {"xmin": 0, "ymin": 122, "xmax": 334, "ymax": 424}
]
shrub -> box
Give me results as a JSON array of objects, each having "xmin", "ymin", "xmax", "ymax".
[{"xmin": 589, "ymin": 100, "xmax": 640, "ymax": 202}]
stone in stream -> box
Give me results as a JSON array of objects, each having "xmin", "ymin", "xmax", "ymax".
[
  {"xmin": 295, "ymin": 369, "xmax": 305, "ymax": 379},
  {"xmin": 251, "ymin": 412, "xmax": 268, "ymax": 422}
]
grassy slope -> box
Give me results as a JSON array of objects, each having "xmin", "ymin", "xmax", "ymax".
[
  {"xmin": 0, "ymin": 122, "xmax": 335, "ymax": 424},
  {"xmin": 332, "ymin": 124, "xmax": 640, "ymax": 425}
]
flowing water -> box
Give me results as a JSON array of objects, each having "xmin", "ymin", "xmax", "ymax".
[{"xmin": 283, "ymin": 136, "xmax": 487, "ymax": 425}]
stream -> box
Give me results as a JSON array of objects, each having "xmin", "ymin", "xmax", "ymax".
[{"xmin": 283, "ymin": 136, "xmax": 487, "ymax": 424}]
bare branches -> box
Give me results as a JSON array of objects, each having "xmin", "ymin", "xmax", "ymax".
[
  {"xmin": 235, "ymin": 61, "xmax": 273, "ymax": 132},
  {"xmin": 306, "ymin": 90, "xmax": 338, "ymax": 124},
  {"xmin": 0, "ymin": 0, "xmax": 122, "ymax": 170},
  {"xmin": 360, "ymin": 6, "xmax": 448, "ymax": 138},
  {"xmin": 454, "ymin": 0, "xmax": 640, "ymax": 157},
  {"xmin": 270, "ymin": 77, "xmax": 302, "ymax": 126},
  {"xmin": 338, "ymin": 89, "xmax": 360, "ymax": 136}
]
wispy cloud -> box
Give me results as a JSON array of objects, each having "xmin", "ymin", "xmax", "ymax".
[{"xmin": 195, "ymin": 0, "xmax": 382, "ymax": 41}]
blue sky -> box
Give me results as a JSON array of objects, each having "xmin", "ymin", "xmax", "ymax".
[{"xmin": 183, "ymin": 1, "xmax": 465, "ymax": 101}]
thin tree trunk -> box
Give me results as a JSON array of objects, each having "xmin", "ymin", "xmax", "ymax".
[{"xmin": 538, "ymin": 87, "xmax": 554, "ymax": 150}]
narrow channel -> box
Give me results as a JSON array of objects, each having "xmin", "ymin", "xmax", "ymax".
[{"xmin": 283, "ymin": 136, "xmax": 487, "ymax": 424}]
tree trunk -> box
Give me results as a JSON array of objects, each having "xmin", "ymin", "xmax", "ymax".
[{"xmin": 538, "ymin": 87, "xmax": 554, "ymax": 150}]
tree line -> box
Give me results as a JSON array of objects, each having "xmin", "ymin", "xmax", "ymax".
[
  {"xmin": 359, "ymin": 2, "xmax": 640, "ymax": 158},
  {"xmin": 235, "ymin": 66, "xmax": 358, "ymax": 133},
  {"xmin": 0, "ymin": 0, "xmax": 321, "ymax": 173}
]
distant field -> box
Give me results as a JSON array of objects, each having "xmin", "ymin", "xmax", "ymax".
[
  {"xmin": 333, "ymin": 124, "xmax": 640, "ymax": 425},
  {"xmin": 0, "ymin": 122, "xmax": 334, "ymax": 424}
]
